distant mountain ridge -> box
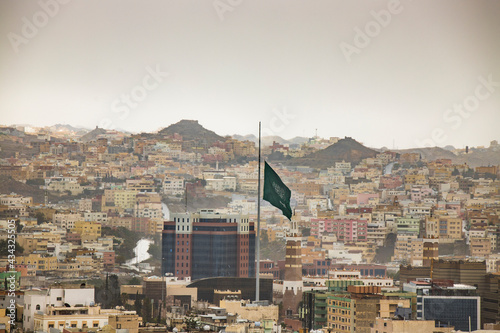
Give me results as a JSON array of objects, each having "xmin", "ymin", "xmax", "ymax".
[
  {"xmin": 232, "ymin": 134, "xmax": 309, "ymax": 146},
  {"xmin": 395, "ymin": 145, "xmax": 500, "ymax": 167},
  {"xmin": 5, "ymin": 121, "xmax": 500, "ymax": 167},
  {"xmin": 394, "ymin": 147, "xmax": 457, "ymax": 161},
  {"xmin": 48, "ymin": 123, "xmax": 89, "ymax": 133}
]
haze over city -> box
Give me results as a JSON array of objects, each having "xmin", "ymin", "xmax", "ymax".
[
  {"xmin": 1, "ymin": 0, "xmax": 500, "ymax": 149},
  {"xmin": 4, "ymin": 2, "xmax": 500, "ymax": 332}
]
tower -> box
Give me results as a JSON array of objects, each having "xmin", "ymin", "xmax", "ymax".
[
  {"xmin": 282, "ymin": 219, "xmax": 302, "ymax": 317},
  {"xmin": 422, "ymin": 241, "xmax": 439, "ymax": 267}
]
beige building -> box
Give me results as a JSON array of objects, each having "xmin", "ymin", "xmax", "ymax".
[
  {"xmin": 126, "ymin": 179, "xmax": 155, "ymax": 192},
  {"xmin": 147, "ymin": 218, "xmax": 164, "ymax": 235},
  {"xmin": 83, "ymin": 211, "xmax": 107, "ymax": 223},
  {"xmin": 163, "ymin": 176, "xmax": 185, "ymax": 195},
  {"xmin": 0, "ymin": 194, "xmax": 33, "ymax": 206},
  {"xmin": 394, "ymin": 235, "xmax": 423, "ymax": 265},
  {"xmin": 470, "ymin": 237, "xmax": 492, "ymax": 257},
  {"xmin": 370, "ymin": 317, "xmax": 454, "ymax": 333},
  {"xmin": 108, "ymin": 312, "xmax": 141, "ymax": 333},
  {"xmin": 327, "ymin": 291, "xmax": 410, "ymax": 333},
  {"xmin": 219, "ymin": 300, "xmax": 279, "ymax": 322},
  {"xmin": 33, "ymin": 305, "xmax": 135, "ymax": 332},
  {"xmin": 367, "ymin": 224, "xmax": 387, "ymax": 247},
  {"xmin": 120, "ymin": 285, "xmax": 143, "ymax": 306},
  {"xmin": 53, "ymin": 212, "xmax": 82, "ymax": 230},
  {"xmin": 74, "ymin": 221, "xmax": 102, "ymax": 242},
  {"xmin": 205, "ymin": 177, "xmax": 237, "ymax": 192},
  {"xmin": 15, "ymin": 253, "xmax": 58, "ymax": 271},
  {"xmin": 46, "ymin": 180, "xmax": 83, "ymax": 195},
  {"xmin": 0, "ymin": 308, "xmax": 11, "ymax": 333},
  {"xmin": 17, "ymin": 232, "xmax": 61, "ymax": 253},
  {"xmin": 113, "ymin": 190, "xmax": 137, "ymax": 210},
  {"xmin": 425, "ymin": 213, "xmax": 462, "ymax": 241},
  {"xmin": 79, "ymin": 198, "xmax": 93, "ymax": 211},
  {"xmin": 404, "ymin": 174, "xmax": 428, "ymax": 189}
]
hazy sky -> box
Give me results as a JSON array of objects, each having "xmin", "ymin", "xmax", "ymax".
[{"xmin": 1, "ymin": 0, "xmax": 499, "ymax": 149}]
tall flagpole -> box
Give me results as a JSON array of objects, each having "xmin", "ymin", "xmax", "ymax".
[{"xmin": 256, "ymin": 121, "xmax": 261, "ymax": 302}]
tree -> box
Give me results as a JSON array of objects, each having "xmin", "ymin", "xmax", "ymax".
[
  {"xmin": 483, "ymin": 172, "xmax": 497, "ymax": 180},
  {"xmin": 109, "ymin": 274, "xmax": 121, "ymax": 307},
  {"xmin": 26, "ymin": 178, "xmax": 45, "ymax": 186},
  {"xmin": 35, "ymin": 212, "xmax": 46, "ymax": 225},
  {"xmin": 142, "ymin": 297, "xmax": 152, "ymax": 323},
  {"xmin": 0, "ymin": 240, "xmax": 24, "ymax": 255},
  {"xmin": 301, "ymin": 227, "xmax": 311, "ymax": 237},
  {"xmin": 101, "ymin": 226, "xmax": 145, "ymax": 262},
  {"xmin": 183, "ymin": 311, "xmax": 200, "ymax": 332},
  {"xmin": 95, "ymin": 274, "xmax": 121, "ymax": 308},
  {"xmin": 463, "ymin": 169, "xmax": 474, "ymax": 178},
  {"xmin": 82, "ymin": 189, "xmax": 93, "ymax": 197},
  {"xmin": 126, "ymin": 277, "xmax": 142, "ymax": 285},
  {"xmin": 148, "ymin": 243, "xmax": 162, "ymax": 261},
  {"xmin": 115, "ymin": 255, "xmax": 126, "ymax": 265},
  {"xmin": 260, "ymin": 229, "xmax": 269, "ymax": 248},
  {"xmin": 134, "ymin": 291, "xmax": 142, "ymax": 315}
]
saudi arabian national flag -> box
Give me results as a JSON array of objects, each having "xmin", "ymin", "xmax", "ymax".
[{"xmin": 263, "ymin": 161, "xmax": 292, "ymax": 220}]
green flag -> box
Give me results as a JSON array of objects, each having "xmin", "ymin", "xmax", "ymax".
[{"xmin": 263, "ymin": 161, "xmax": 292, "ymax": 220}]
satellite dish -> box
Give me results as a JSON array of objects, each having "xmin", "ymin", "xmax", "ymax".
[
  {"xmin": 172, "ymin": 327, "xmax": 178, "ymax": 333},
  {"xmin": 203, "ymin": 325, "xmax": 210, "ymax": 331}
]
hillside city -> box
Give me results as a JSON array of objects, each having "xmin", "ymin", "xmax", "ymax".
[{"xmin": 1, "ymin": 120, "xmax": 500, "ymax": 333}]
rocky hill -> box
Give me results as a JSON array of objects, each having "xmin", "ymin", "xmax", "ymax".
[
  {"xmin": 159, "ymin": 119, "xmax": 225, "ymax": 145},
  {"xmin": 0, "ymin": 176, "xmax": 50, "ymax": 204},
  {"xmin": 287, "ymin": 137, "xmax": 378, "ymax": 169},
  {"xmin": 79, "ymin": 126, "xmax": 108, "ymax": 143},
  {"xmin": 456, "ymin": 148, "xmax": 500, "ymax": 167}
]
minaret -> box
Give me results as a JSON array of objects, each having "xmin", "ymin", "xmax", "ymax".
[{"xmin": 282, "ymin": 219, "xmax": 302, "ymax": 317}]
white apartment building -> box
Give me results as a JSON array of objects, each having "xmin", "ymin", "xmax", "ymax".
[
  {"xmin": 23, "ymin": 287, "xmax": 95, "ymax": 331},
  {"xmin": 53, "ymin": 212, "xmax": 82, "ymax": 230},
  {"xmin": 83, "ymin": 212, "xmax": 107, "ymax": 223},
  {"xmin": 205, "ymin": 176, "xmax": 237, "ymax": 191},
  {"xmin": 163, "ymin": 177, "xmax": 184, "ymax": 195}
]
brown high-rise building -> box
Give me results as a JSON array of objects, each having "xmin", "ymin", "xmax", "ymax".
[
  {"xmin": 282, "ymin": 220, "xmax": 303, "ymax": 317},
  {"xmin": 422, "ymin": 241, "xmax": 438, "ymax": 267},
  {"xmin": 400, "ymin": 260, "xmax": 489, "ymax": 327},
  {"xmin": 162, "ymin": 210, "xmax": 255, "ymax": 280},
  {"xmin": 399, "ymin": 265, "xmax": 431, "ymax": 283},
  {"xmin": 431, "ymin": 259, "xmax": 487, "ymax": 293}
]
